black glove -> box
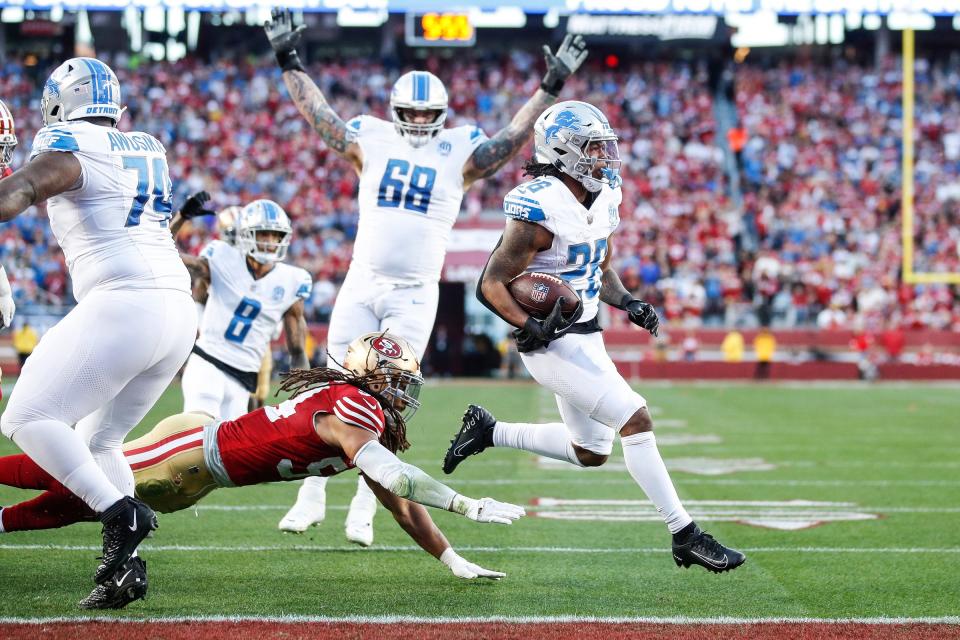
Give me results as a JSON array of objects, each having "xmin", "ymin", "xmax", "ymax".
[
  {"xmin": 540, "ymin": 34, "xmax": 589, "ymax": 96},
  {"xmin": 179, "ymin": 191, "xmax": 215, "ymax": 220},
  {"xmin": 621, "ymin": 295, "xmax": 659, "ymax": 337},
  {"xmin": 513, "ymin": 296, "xmax": 584, "ymax": 353},
  {"xmin": 264, "ymin": 8, "xmax": 306, "ymax": 73}
]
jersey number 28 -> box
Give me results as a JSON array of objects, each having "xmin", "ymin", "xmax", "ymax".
[{"xmin": 377, "ymin": 159, "xmax": 436, "ymax": 214}]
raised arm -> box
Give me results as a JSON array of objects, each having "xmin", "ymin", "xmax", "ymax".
[
  {"xmin": 0, "ymin": 152, "xmax": 81, "ymax": 222},
  {"xmin": 264, "ymin": 10, "xmax": 362, "ymax": 173},
  {"xmin": 462, "ymin": 34, "xmax": 588, "ymax": 189},
  {"xmin": 169, "ymin": 191, "xmax": 214, "ymax": 237},
  {"xmin": 598, "ymin": 235, "xmax": 659, "ymax": 336},
  {"xmin": 282, "ymin": 299, "xmax": 309, "ymax": 370},
  {"xmin": 180, "ymin": 254, "xmax": 210, "ymax": 286},
  {"xmin": 365, "ymin": 479, "xmax": 507, "ymax": 580}
]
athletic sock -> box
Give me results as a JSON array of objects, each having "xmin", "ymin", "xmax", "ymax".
[
  {"xmin": 11, "ymin": 420, "xmax": 123, "ymax": 514},
  {"xmin": 90, "ymin": 448, "xmax": 135, "ymax": 497},
  {"xmin": 301, "ymin": 474, "xmax": 329, "ymax": 496},
  {"xmin": 0, "ymin": 453, "xmax": 57, "ymax": 490},
  {"xmin": 620, "ymin": 432, "xmax": 693, "ymax": 534},
  {"xmin": 0, "ymin": 490, "xmax": 95, "ymax": 532},
  {"xmin": 493, "ymin": 421, "xmax": 583, "ymax": 467}
]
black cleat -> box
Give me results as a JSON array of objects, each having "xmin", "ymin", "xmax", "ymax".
[
  {"xmin": 95, "ymin": 496, "xmax": 157, "ymax": 584},
  {"xmin": 672, "ymin": 524, "xmax": 746, "ymax": 574},
  {"xmin": 80, "ymin": 556, "xmax": 148, "ymax": 610},
  {"xmin": 442, "ymin": 404, "xmax": 496, "ymax": 474}
]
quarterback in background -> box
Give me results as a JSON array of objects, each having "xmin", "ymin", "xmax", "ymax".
[
  {"xmin": 443, "ymin": 101, "xmax": 746, "ymax": 574},
  {"xmin": 0, "ymin": 332, "xmax": 524, "ymax": 609},
  {"xmin": 0, "ymin": 58, "xmax": 198, "ymax": 601},
  {"xmin": 179, "ymin": 199, "xmax": 311, "ymax": 420},
  {"xmin": 264, "ymin": 8, "xmax": 589, "ymax": 545}
]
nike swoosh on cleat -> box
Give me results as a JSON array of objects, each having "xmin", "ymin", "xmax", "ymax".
[
  {"xmin": 115, "ymin": 570, "xmax": 133, "ymax": 587},
  {"xmin": 453, "ymin": 438, "xmax": 475, "ymax": 457},
  {"xmin": 690, "ymin": 550, "xmax": 728, "ymax": 569},
  {"xmin": 128, "ymin": 512, "xmax": 137, "ymax": 532}
]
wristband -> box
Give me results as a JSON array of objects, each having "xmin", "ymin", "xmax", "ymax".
[
  {"xmin": 276, "ymin": 49, "xmax": 305, "ymax": 73},
  {"xmin": 617, "ymin": 293, "xmax": 633, "ymax": 310},
  {"xmin": 540, "ymin": 79, "xmax": 564, "ymax": 97}
]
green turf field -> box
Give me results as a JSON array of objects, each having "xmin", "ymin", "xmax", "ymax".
[{"xmin": 0, "ymin": 380, "xmax": 958, "ymax": 620}]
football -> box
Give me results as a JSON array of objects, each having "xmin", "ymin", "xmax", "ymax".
[{"xmin": 507, "ymin": 272, "xmax": 580, "ymax": 320}]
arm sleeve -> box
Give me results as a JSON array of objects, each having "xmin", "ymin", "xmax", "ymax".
[{"xmin": 353, "ymin": 440, "xmax": 457, "ymax": 511}]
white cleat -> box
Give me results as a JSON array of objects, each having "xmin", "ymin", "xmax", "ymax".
[
  {"xmin": 345, "ymin": 520, "xmax": 374, "ymax": 547},
  {"xmin": 278, "ymin": 492, "xmax": 326, "ymax": 533}
]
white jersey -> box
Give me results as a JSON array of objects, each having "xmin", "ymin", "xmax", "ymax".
[
  {"xmin": 195, "ymin": 240, "xmax": 312, "ymax": 373},
  {"xmin": 503, "ymin": 176, "xmax": 622, "ymax": 323},
  {"xmin": 348, "ymin": 115, "xmax": 487, "ymax": 285},
  {"xmin": 29, "ymin": 120, "xmax": 190, "ymax": 301}
]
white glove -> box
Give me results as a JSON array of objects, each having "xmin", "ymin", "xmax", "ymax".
[
  {"xmin": 0, "ymin": 266, "xmax": 14, "ymax": 328},
  {"xmin": 440, "ymin": 548, "xmax": 506, "ymax": 580},
  {"xmin": 451, "ymin": 495, "xmax": 525, "ymax": 525}
]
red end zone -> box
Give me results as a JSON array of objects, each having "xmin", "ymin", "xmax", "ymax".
[{"xmin": 2, "ymin": 622, "xmax": 958, "ymax": 640}]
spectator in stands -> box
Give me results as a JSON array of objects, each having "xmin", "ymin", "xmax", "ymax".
[
  {"xmin": 721, "ymin": 330, "xmax": 744, "ymax": 363},
  {"xmin": 753, "ymin": 328, "xmax": 776, "ymax": 379}
]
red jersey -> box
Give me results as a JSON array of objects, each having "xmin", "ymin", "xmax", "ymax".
[{"xmin": 208, "ymin": 382, "xmax": 385, "ymax": 487}]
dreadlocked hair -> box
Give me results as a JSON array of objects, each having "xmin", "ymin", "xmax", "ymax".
[
  {"xmin": 278, "ymin": 367, "xmax": 411, "ymax": 454},
  {"xmin": 523, "ymin": 158, "xmax": 564, "ymax": 179}
]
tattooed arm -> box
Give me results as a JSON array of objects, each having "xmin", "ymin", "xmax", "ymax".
[
  {"xmin": 477, "ymin": 219, "xmax": 554, "ymax": 328},
  {"xmin": 282, "ymin": 70, "xmax": 363, "ymax": 173},
  {"xmin": 598, "ymin": 235, "xmax": 632, "ymax": 308},
  {"xmin": 180, "ymin": 254, "xmax": 211, "ymax": 287},
  {"xmin": 462, "ymin": 91, "xmax": 556, "ymax": 189}
]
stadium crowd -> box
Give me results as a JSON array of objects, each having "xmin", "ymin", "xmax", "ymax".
[{"xmin": 1, "ymin": 52, "xmax": 957, "ymax": 332}]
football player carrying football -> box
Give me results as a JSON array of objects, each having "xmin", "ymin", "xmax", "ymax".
[
  {"xmin": 442, "ymin": 101, "xmax": 746, "ymax": 574},
  {"xmin": 264, "ymin": 8, "xmax": 589, "ymax": 544},
  {"xmin": 0, "ymin": 58, "xmax": 198, "ymax": 595},
  {"xmin": 0, "ymin": 332, "xmax": 524, "ymax": 608},
  {"xmin": 178, "ymin": 199, "xmax": 312, "ymax": 420}
]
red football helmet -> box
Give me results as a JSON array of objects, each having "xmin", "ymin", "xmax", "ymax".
[{"xmin": 0, "ymin": 99, "xmax": 17, "ymax": 171}]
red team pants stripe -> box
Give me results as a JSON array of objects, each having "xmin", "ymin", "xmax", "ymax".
[{"xmin": 126, "ymin": 429, "xmax": 205, "ymax": 471}]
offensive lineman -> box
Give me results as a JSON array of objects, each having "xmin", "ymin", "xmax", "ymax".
[
  {"xmin": 0, "ymin": 58, "xmax": 197, "ymax": 597},
  {"xmin": 442, "ymin": 101, "xmax": 746, "ymax": 574},
  {"xmin": 179, "ymin": 199, "xmax": 311, "ymax": 420},
  {"xmin": 264, "ymin": 9, "xmax": 589, "ymax": 544},
  {"xmin": 0, "ymin": 332, "xmax": 524, "ymax": 608}
]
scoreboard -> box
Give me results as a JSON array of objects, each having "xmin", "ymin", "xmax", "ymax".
[{"xmin": 404, "ymin": 12, "xmax": 476, "ymax": 47}]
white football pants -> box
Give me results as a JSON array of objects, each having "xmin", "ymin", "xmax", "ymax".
[
  {"xmin": 520, "ymin": 331, "xmax": 646, "ymax": 456},
  {"xmin": 181, "ymin": 353, "xmax": 250, "ymax": 421}
]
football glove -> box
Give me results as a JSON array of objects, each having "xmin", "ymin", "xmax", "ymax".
[
  {"xmin": 513, "ymin": 296, "xmax": 583, "ymax": 353},
  {"xmin": 264, "ymin": 8, "xmax": 306, "ymax": 73},
  {"xmin": 451, "ymin": 495, "xmax": 526, "ymax": 525},
  {"xmin": 178, "ymin": 191, "xmax": 215, "ymax": 220},
  {"xmin": 621, "ymin": 296, "xmax": 659, "ymax": 337},
  {"xmin": 540, "ymin": 34, "xmax": 589, "ymax": 96},
  {"xmin": 440, "ymin": 548, "xmax": 506, "ymax": 580}
]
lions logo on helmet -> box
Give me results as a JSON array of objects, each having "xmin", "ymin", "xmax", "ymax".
[
  {"xmin": 390, "ymin": 71, "xmax": 448, "ymax": 148},
  {"xmin": 0, "ymin": 99, "xmax": 17, "ymax": 170},
  {"xmin": 534, "ymin": 101, "xmax": 621, "ymax": 193},
  {"xmin": 236, "ymin": 199, "xmax": 292, "ymax": 264},
  {"xmin": 41, "ymin": 57, "xmax": 124, "ymax": 126},
  {"xmin": 217, "ymin": 205, "xmax": 242, "ymax": 247},
  {"xmin": 343, "ymin": 332, "xmax": 423, "ymax": 420}
]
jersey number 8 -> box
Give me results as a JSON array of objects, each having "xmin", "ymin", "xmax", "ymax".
[
  {"xmin": 377, "ymin": 159, "xmax": 437, "ymax": 214},
  {"xmin": 225, "ymin": 297, "xmax": 261, "ymax": 343}
]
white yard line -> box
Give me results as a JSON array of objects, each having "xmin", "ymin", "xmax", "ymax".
[
  {"xmin": 1, "ymin": 543, "xmax": 958, "ymax": 554},
  {"xmin": 0, "ymin": 615, "xmax": 958, "ymax": 624}
]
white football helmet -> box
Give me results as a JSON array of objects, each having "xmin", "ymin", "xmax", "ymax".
[
  {"xmin": 534, "ymin": 101, "xmax": 621, "ymax": 193},
  {"xmin": 343, "ymin": 332, "xmax": 423, "ymax": 421},
  {"xmin": 389, "ymin": 71, "xmax": 448, "ymax": 148},
  {"xmin": 0, "ymin": 99, "xmax": 17, "ymax": 168},
  {"xmin": 41, "ymin": 57, "xmax": 124, "ymax": 126},
  {"xmin": 217, "ymin": 205, "xmax": 242, "ymax": 246},
  {"xmin": 236, "ymin": 199, "xmax": 292, "ymax": 264}
]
